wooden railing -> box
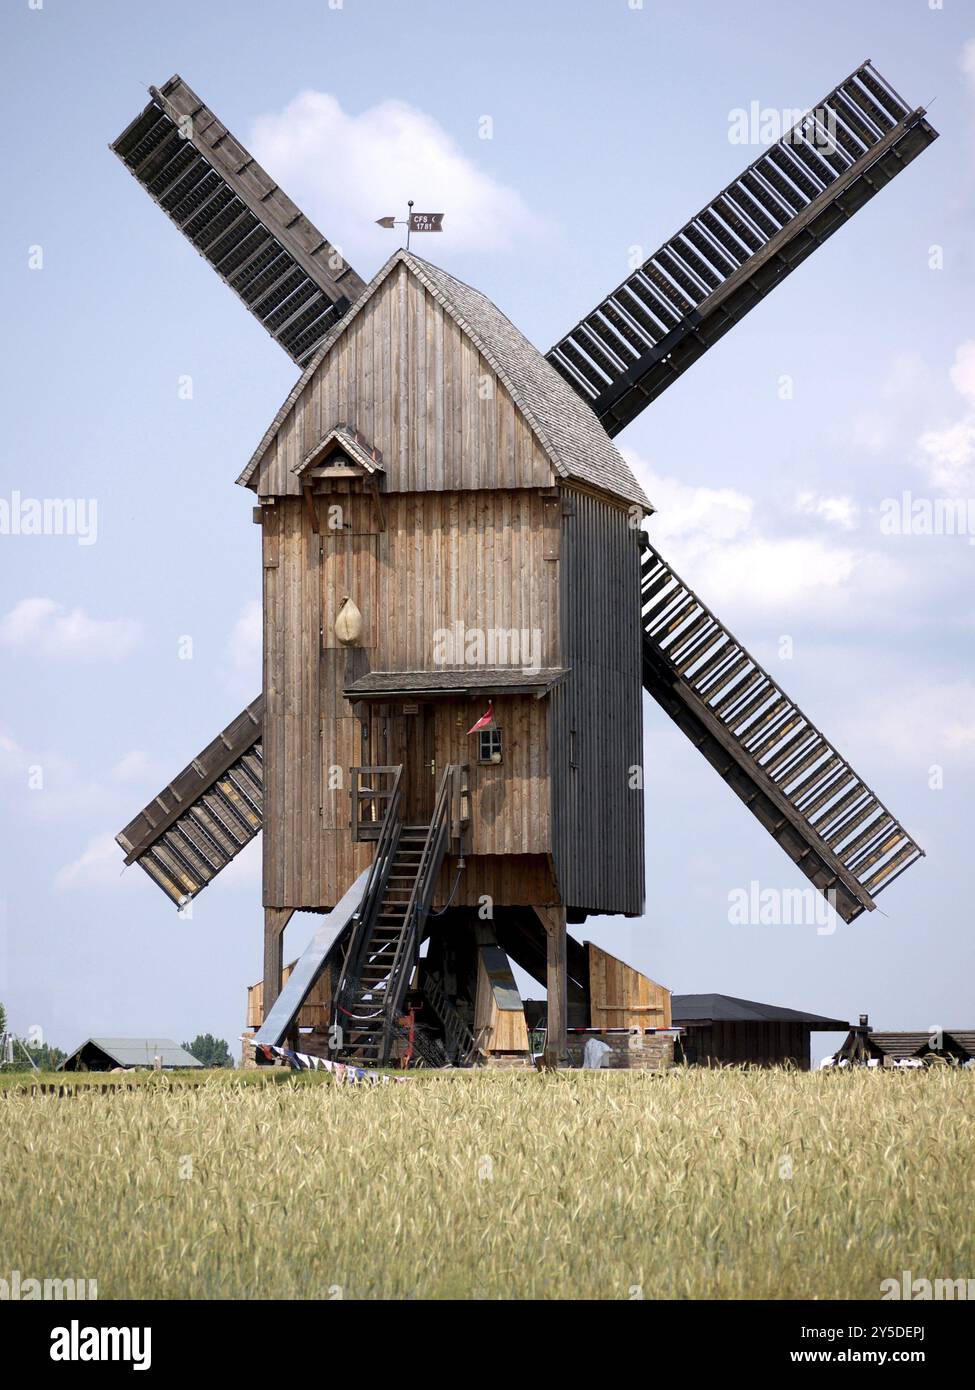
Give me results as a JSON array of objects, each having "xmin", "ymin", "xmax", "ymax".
[
  {"xmin": 449, "ymin": 762, "xmax": 471, "ymax": 851},
  {"xmin": 333, "ymin": 771, "xmax": 403, "ymax": 1026},
  {"xmin": 379, "ymin": 763, "xmax": 467, "ymax": 1058},
  {"xmin": 350, "ymin": 765, "xmax": 403, "ymax": 843}
]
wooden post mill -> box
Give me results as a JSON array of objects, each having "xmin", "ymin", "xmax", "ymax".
[{"xmin": 113, "ymin": 64, "xmax": 934, "ymax": 1067}]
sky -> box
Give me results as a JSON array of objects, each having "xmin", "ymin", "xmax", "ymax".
[{"xmin": 1, "ymin": 0, "xmax": 972, "ymax": 1064}]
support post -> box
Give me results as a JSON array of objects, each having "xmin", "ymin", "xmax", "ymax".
[
  {"xmin": 535, "ymin": 905, "xmax": 567, "ymax": 1068},
  {"xmin": 263, "ymin": 907, "xmax": 294, "ymax": 1019}
]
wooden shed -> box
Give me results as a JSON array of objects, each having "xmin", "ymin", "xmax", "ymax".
[{"xmin": 672, "ymin": 994, "xmax": 848, "ymax": 1070}]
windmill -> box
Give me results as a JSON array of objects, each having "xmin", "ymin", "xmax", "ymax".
[{"xmin": 112, "ymin": 66, "xmax": 935, "ymax": 1068}]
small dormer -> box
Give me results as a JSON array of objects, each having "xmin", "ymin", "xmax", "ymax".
[{"xmin": 292, "ymin": 423, "xmax": 384, "ymax": 493}]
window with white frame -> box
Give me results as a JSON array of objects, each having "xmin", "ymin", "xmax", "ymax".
[{"xmin": 478, "ymin": 727, "xmax": 502, "ymax": 764}]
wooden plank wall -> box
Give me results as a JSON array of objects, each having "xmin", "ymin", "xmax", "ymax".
[
  {"xmin": 288, "ymin": 489, "xmax": 560, "ymax": 672},
  {"xmin": 252, "ymin": 262, "xmax": 555, "ymax": 498},
  {"xmin": 475, "ymin": 947, "xmax": 530, "ymax": 1054},
  {"xmin": 549, "ymin": 489, "xmax": 645, "ymax": 917},
  {"xmin": 587, "ymin": 942, "xmax": 671, "ymax": 1029},
  {"xmin": 246, "ymin": 958, "xmax": 332, "ymax": 1030},
  {"xmin": 682, "ymin": 1022, "xmax": 811, "ymax": 1069},
  {"xmin": 263, "ymin": 491, "xmax": 560, "ymax": 908},
  {"xmin": 433, "ymin": 854, "xmax": 558, "ymax": 909},
  {"xmin": 374, "ymin": 491, "xmax": 560, "ymax": 670}
]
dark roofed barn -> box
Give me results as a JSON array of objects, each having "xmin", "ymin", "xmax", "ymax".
[{"xmin": 672, "ymin": 994, "xmax": 848, "ymax": 1070}]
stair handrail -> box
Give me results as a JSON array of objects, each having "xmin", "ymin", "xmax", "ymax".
[
  {"xmin": 333, "ymin": 765, "xmax": 403, "ymax": 1029},
  {"xmin": 379, "ymin": 763, "xmax": 462, "ymax": 1058}
]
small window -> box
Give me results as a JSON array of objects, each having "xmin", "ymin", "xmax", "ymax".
[{"xmin": 478, "ymin": 728, "xmax": 503, "ymax": 764}]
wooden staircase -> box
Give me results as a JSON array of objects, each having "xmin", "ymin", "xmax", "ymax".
[
  {"xmin": 337, "ymin": 825, "xmax": 431, "ymax": 1063},
  {"xmin": 334, "ymin": 764, "xmax": 468, "ymax": 1065}
]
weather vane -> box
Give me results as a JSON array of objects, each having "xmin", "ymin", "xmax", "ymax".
[{"xmin": 375, "ymin": 199, "xmax": 445, "ymax": 250}]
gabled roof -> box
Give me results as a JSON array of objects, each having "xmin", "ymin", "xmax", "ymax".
[
  {"xmin": 60, "ymin": 1038, "xmax": 203, "ymax": 1069},
  {"xmin": 858, "ymin": 1031, "xmax": 974, "ymax": 1060},
  {"xmin": 238, "ymin": 250, "xmax": 652, "ymax": 512},
  {"xmin": 671, "ymin": 993, "xmax": 848, "ymax": 1029},
  {"xmin": 294, "ymin": 423, "xmax": 384, "ymax": 477}
]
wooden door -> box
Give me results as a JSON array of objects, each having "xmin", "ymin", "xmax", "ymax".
[{"xmin": 386, "ymin": 705, "xmax": 436, "ymax": 823}]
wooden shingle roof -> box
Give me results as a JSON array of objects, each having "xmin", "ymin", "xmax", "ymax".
[
  {"xmin": 409, "ymin": 256, "xmax": 651, "ymax": 511},
  {"xmin": 238, "ymin": 250, "xmax": 652, "ymax": 512},
  {"xmin": 864, "ymin": 1031, "xmax": 974, "ymax": 1060}
]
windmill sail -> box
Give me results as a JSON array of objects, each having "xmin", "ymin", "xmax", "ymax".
[
  {"xmin": 640, "ymin": 541, "xmax": 922, "ymax": 922},
  {"xmin": 548, "ymin": 61, "xmax": 937, "ymax": 434},
  {"xmin": 111, "ymin": 76, "xmax": 366, "ymax": 365},
  {"xmin": 116, "ymin": 697, "xmax": 264, "ymax": 906}
]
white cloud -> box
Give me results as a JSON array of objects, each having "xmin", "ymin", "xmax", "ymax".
[
  {"xmin": 676, "ymin": 535, "xmax": 886, "ymax": 616},
  {"xmin": 0, "ymin": 723, "xmax": 158, "ymax": 824},
  {"xmin": 627, "ymin": 452, "xmax": 903, "ymax": 623},
  {"xmin": 949, "ymin": 341, "xmax": 975, "ymax": 404},
  {"xmin": 918, "ymin": 420, "xmax": 975, "ymax": 494},
  {"xmin": 916, "ymin": 341, "xmax": 975, "ymax": 498},
  {"xmin": 249, "ymin": 91, "xmax": 542, "ymax": 260},
  {"xmin": 794, "ymin": 491, "xmax": 859, "ymax": 530},
  {"xmin": 850, "ymin": 352, "xmax": 932, "ymax": 454},
  {"xmin": 0, "ymin": 598, "xmax": 141, "ymax": 661},
  {"xmin": 54, "ymin": 832, "xmax": 130, "ymax": 893},
  {"xmin": 625, "ymin": 453, "xmax": 752, "ymax": 541}
]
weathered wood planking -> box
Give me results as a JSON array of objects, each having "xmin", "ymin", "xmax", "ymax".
[
  {"xmin": 587, "ymin": 941, "xmax": 671, "ymax": 1028},
  {"xmin": 432, "ymin": 853, "xmax": 558, "ymax": 909},
  {"xmin": 261, "ymin": 485, "xmax": 642, "ymax": 915},
  {"xmin": 681, "ymin": 1020, "xmax": 812, "ymax": 1069},
  {"xmin": 247, "ymin": 957, "xmax": 332, "ymax": 1030},
  {"xmin": 250, "ymin": 264, "xmax": 555, "ymax": 498},
  {"xmin": 253, "ymin": 258, "xmax": 644, "ymax": 922},
  {"xmin": 262, "ymin": 487, "xmax": 562, "ymax": 908},
  {"xmin": 474, "ymin": 942, "xmax": 530, "ymax": 1055}
]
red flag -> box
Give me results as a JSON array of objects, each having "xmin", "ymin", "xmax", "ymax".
[{"xmin": 466, "ymin": 702, "xmax": 494, "ymax": 735}]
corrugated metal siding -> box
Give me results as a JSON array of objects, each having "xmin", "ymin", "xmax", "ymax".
[{"xmin": 550, "ymin": 490, "xmax": 644, "ymax": 916}]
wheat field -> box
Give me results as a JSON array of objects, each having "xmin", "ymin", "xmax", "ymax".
[{"xmin": 2, "ymin": 1068, "xmax": 972, "ymax": 1300}]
